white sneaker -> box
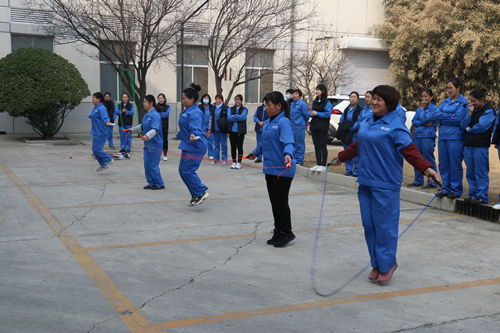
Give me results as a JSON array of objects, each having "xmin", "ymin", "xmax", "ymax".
[
  {"xmin": 163, "ymin": 156, "xmax": 168, "ymax": 161},
  {"xmin": 209, "ymin": 161, "xmax": 216, "ymax": 165},
  {"xmin": 209, "ymin": 156, "xmax": 214, "ymax": 160},
  {"xmin": 231, "ymin": 162, "xmax": 237, "ymax": 169},
  {"xmin": 493, "ymin": 203, "xmax": 500, "ymax": 210},
  {"xmin": 317, "ymin": 166, "xmax": 327, "ymax": 172},
  {"xmin": 221, "ymin": 161, "xmax": 227, "ymax": 165},
  {"xmin": 236, "ymin": 163, "xmax": 241, "ymax": 169},
  {"xmin": 310, "ymin": 165, "xmax": 320, "ymax": 171}
]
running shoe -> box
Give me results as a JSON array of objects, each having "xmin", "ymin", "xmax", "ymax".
[
  {"xmin": 235, "ymin": 163, "xmax": 241, "ymax": 169},
  {"xmin": 191, "ymin": 192, "xmax": 209, "ymax": 206}
]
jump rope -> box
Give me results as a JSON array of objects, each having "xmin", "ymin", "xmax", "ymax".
[{"xmin": 310, "ymin": 158, "xmax": 443, "ymax": 297}]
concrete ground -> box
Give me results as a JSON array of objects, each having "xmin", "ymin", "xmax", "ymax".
[{"xmin": 1, "ymin": 133, "xmax": 500, "ymax": 333}]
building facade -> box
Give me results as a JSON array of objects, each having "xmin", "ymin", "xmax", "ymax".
[{"xmin": 0, "ymin": 0, "xmax": 390, "ymax": 134}]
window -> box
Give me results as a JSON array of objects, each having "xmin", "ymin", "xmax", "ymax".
[
  {"xmin": 176, "ymin": 45, "xmax": 209, "ymax": 102},
  {"xmin": 11, "ymin": 35, "xmax": 53, "ymax": 52},
  {"xmin": 245, "ymin": 49, "xmax": 274, "ymax": 103},
  {"xmin": 99, "ymin": 41, "xmax": 136, "ymax": 101}
]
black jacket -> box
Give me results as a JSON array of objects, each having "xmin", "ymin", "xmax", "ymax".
[
  {"xmin": 309, "ymin": 98, "xmax": 330, "ymax": 132},
  {"xmin": 229, "ymin": 106, "xmax": 247, "ymax": 134},
  {"xmin": 116, "ymin": 102, "xmax": 133, "ymax": 126},
  {"xmin": 464, "ymin": 102, "xmax": 495, "ymax": 147}
]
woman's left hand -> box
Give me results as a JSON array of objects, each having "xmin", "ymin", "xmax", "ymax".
[
  {"xmin": 469, "ymin": 105, "xmax": 474, "ymax": 115},
  {"xmin": 189, "ymin": 135, "xmax": 198, "ymax": 142},
  {"xmin": 106, "ymin": 122, "xmax": 112, "ymax": 126},
  {"xmin": 311, "ymin": 111, "xmax": 317, "ymax": 116},
  {"xmin": 142, "ymin": 135, "xmax": 149, "ymax": 142},
  {"xmin": 284, "ymin": 155, "xmax": 292, "ymax": 165}
]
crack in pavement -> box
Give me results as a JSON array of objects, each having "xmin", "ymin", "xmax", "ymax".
[
  {"xmin": 87, "ymin": 313, "xmax": 121, "ymax": 333},
  {"xmin": 55, "ymin": 183, "xmax": 109, "ymax": 238},
  {"xmin": 387, "ymin": 312, "xmax": 500, "ymax": 332},
  {"xmin": 135, "ymin": 221, "xmax": 263, "ymax": 312}
]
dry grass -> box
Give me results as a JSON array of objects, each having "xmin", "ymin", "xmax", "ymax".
[{"xmin": 303, "ymin": 137, "xmax": 500, "ymax": 204}]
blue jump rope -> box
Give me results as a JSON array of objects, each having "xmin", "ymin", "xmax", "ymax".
[{"xmin": 310, "ymin": 159, "xmax": 442, "ymax": 297}]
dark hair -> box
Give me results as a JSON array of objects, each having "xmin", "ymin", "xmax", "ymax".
[
  {"xmin": 157, "ymin": 93, "xmax": 166, "ymax": 104},
  {"xmin": 93, "ymin": 92, "xmax": 105, "ymax": 103},
  {"xmin": 470, "ymin": 88, "xmax": 488, "ymax": 101},
  {"xmin": 183, "ymin": 83, "xmax": 202, "ymax": 102},
  {"xmin": 144, "ymin": 94, "xmax": 156, "ymax": 108},
  {"xmin": 104, "ymin": 92, "xmax": 112, "ymax": 98},
  {"xmin": 365, "ymin": 90, "xmax": 373, "ymax": 97},
  {"xmin": 215, "ymin": 94, "xmax": 224, "ymax": 101},
  {"xmin": 316, "ymin": 84, "xmax": 328, "ymax": 99},
  {"xmin": 349, "ymin": 91, "xmax": 360, "ymax": 99},
  {"xmin": 264, "ymin": 91, "xmax": 290, "ymax": 120},
  {"xmin": 286, "ymin": 89, "xmax": 295, "ymax": 94},
  {"xmin": 121, "ymin": 93, "xmax": 129, "ymax": 98},
  {"xmin": 293, "ymin": 89, "xmax": 303, "ymax": 97},
  {"xmin": 235, "ymin": 94, "xmax": 243, "ymax": 102},
  {"xmin": 372, "ymin": 85, "xmax": 400, "ymax": 112},
  {"xmin": 201, "ymin": 93, "xmax": 211, "ymax": 104},
  {"xmin": 448, "ymin": 78, "xmax": 464, "ymax": 94}
]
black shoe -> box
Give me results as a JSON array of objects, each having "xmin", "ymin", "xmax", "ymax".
[
  {"xmin": 436, "ymin": 191, "xmax": 448, "ymax": 198},
  {"xmin": 266, "ymin": 229, "xmax": 280, "ymax": 245},
  {"xmin": 151, "ymin": 186, "xmax": 165, "ymax": 190},
  {"xmin": 191, "ymin": 191, "xmax": 209, "ymax": 206},
  {"xmin": 255, "ymin": 159, "xmax": 262, "ymax": 163},
  {"xmin": 273, "ymin": 232, "xmax": 296, "ymax": 248},
  {"xmin": 471, "ymin": 198, "xmax": 487, "ymax": 205},
  {"xmin": 407, "ymin": 182, "xmax": 422, "ymax": 188},
  {"xmin": 464, "ymin": 196, "xmax": 474, "ymax": 202},
  {"xmin": 421, "ymin": 184, "xmax": 436, "ymax": 189},
  {"xmin": 352, "ymin": 174, "xmax": 358, "ymax": 178},
  {"xmin": 144, "ymin": 185, "xmax": 151, "ymax": 189},
  {"xmin": 120, "ymin": 149, "xmax": 125, "ymax": 153},
  {"xmin": 447, "ymin": 193, "xmax": 460, "ymax": 199},
  {"xmin": 126, "ymin": 150, "xmax": 131, "ymax": 153}
]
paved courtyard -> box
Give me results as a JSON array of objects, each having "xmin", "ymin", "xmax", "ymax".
[{"xmin": 1, "ymin": 134, "xmax": 500, "ymax": 333}]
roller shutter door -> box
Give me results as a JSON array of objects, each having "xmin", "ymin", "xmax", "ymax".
[{"xmin": 341, "ymin": 50, "xmax": 391, "ymax": 94}]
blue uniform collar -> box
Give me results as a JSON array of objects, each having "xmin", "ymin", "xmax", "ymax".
[
  {"xmin": 269, "ymin": 111, "xmax": 285, "ymax": 123},
  {"xmin": 183, "ymin": 104, "xmax": 199, "ymax": 113},
  {"xmin": 369, "ymin": 109, "xmax": 397, "ymax": 125}
]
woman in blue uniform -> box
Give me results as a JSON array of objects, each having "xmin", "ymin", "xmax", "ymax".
[
  {"xmin": 157, "ymin": 93, "xmax": 170, "ymax": 161},
  {"xmin": 199, "ymin": 94, "xmax": 215, "ymax": 161},
  {"xmin": 253, "ymin": 98, "xmax": 268, "ymax": 163},
  {"xmin": 228, "ymin": 94, "xmax": 248, "ymax": 169},
  {"xmin": 350, "ymin": 91, "xmax": 373, "ymax": 138},
  {"xmin": 114, "ymin": 93, "xmax": 135, "ymax": 155},
  {"xmin": 210, "ymin": 94, "xmax": 229, "ymax": 165},
  {"xmin": 408, "ymin": 89, "xmax": 438, "ymax": 189},
  {"xmin": 338, "ymin": 91, "xmax": 363, "ymax": 176},
  {"xmin": 88, "ymin": 92, "xmax": 113, "ymax": 171},
  {"xmin": 309, "ymin": 84, "xmax": 332, "ymax": 172},
  {"xmin": 433, "ymin": 78, "xmax": 469, "ymax": 199},
  {"xmin": 332, "ymin": 85, "xmax": 439, "ymax": 283},
  {"xmin": 247, "ymin": 91, "xmax": 296, "ymax": 248},
  {"xmin": 290, "ymin": 89, "xmax": 310, "ymax": 165},
  {"xmin": 103, "ymin": 92, "xmax": 116, "ymax": 150},
  {"xmin": 460, "ymin": 88, "xmax": 496, "ymax": 205},
  {"xmin": 125, "ymin": 95, "xmax": 164, "ymax": 190},
  {"xmin": 177, "ymin": 83, "xmax": 209, "ymax": 206}
]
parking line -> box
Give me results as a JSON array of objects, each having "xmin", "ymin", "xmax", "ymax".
[
  {"xmin": 82, "ymin": 215, "xmax": 462, "ymax": 252},
  {"xmin": 143, "ymin": 277, "xmax": 500, "ymax": 331},
  {"xmin": 48, "ymin": 190, "xmax": 353, "ymax": 210},
  {"xmin": 0, "ymin": 159, "xmax": 151, "ymax": 333}
]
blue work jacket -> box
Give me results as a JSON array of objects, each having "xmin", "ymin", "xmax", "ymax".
[
  {"xmin": 434, "ymin": 95, "xmax": 469, "ymax": 140},
  {"xmin": 177, "ymin": 104, "xmax": 207, "ymax": 154},
  {"xmin": 350, "ymin": 106, "xmax": 372, "ymax": 132},
  {"xmin": 357, "ymin": 110, "xmax": 413, "ymax": 191},
  {"xmin": 228, "ymin": 106, "xmax": 247, "ymax": 133},
  {"xmin": 141, "ymin": 109, "xmax": 163, "ymax": 148},
  {"xmin": 253, "ymin": 111, "xmax": 296, "ymax": 177},
  {"xmin": 89, "ymin": 102, "xmax": 110, "ymax": 136},
  {"xmin": 290, "ymin": 99, "xmax": 310, "ymax": 130},
  {"xmin": 213, "ymin": 103, "xmax": 226, "ymax": 132},
  {"xmin": 412, "ymin": 103, "xmax": 438, "ymax": 139}
]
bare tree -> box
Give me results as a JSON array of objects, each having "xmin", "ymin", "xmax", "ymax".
[
  {"xmin": 204, "ymin": 0, "xmax": 313, "ymax": 104},
  {"xmin": 282, "ymin": 37, "xmax": 356, "ymax": 105},
  {"xmin": 27, "ymin": 0, "xmax": 190, "ymax": 117}
]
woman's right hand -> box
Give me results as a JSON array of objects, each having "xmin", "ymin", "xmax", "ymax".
[
  {"xmin": 331, "ymin": 155, "xmax": 341, "ymax": 166},
  {"xmin": 311, "ymin": 111, "xmax": 317, "ymax": 116},
  {"xmin": 247, "ymin": 153, "xmax": 256, "ymax": 160}
]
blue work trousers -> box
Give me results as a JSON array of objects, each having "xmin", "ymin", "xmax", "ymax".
[
  {"xmin": 343, "ymin": 143, "xmax": 358, "ymax": 176},
  {"xmin": 107, "ymin": 126, "xmax": 114, "ymax": 148},
  {"xmin": 256, "ymin": 131, "xmax": 263, "ymax": 159},
  {"xmin": 438, "ymin": 139, "xmax": 464, "ymax": 196},
  {"xmin": 413, "ymin": 137, "xmax": 437, "ymax": 186},
  {"xmin": 294, "ymin": 128, "xmax": 306, "ymax": 164},
  {"xmin": 144, "ymin": 147, "xmax": 164, "ymax": 187},
  {"xmin": 212, "ymin": 131, "xmax": 228, "ymax": 162},
  {"xmin": 118, "ymin": 125, "xmax": 132, "ymax": 150},
  {"xmin": 464, "ymin": 146, "xmax": 489, "ymax": 203},
  {"xmin": 206, "ymin": 133, "xmax": 214, "ymax": 158},
  {"xmin": 179, "ymin": 151, "xmax": 208, "ymax": 197},
  {"xmin": 92, "ymin": 135, "xmax": 112, "ymax": 166},
  {"xmin": 358, "ymin": 185, "xmax": 400, "ymax": 273}
]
